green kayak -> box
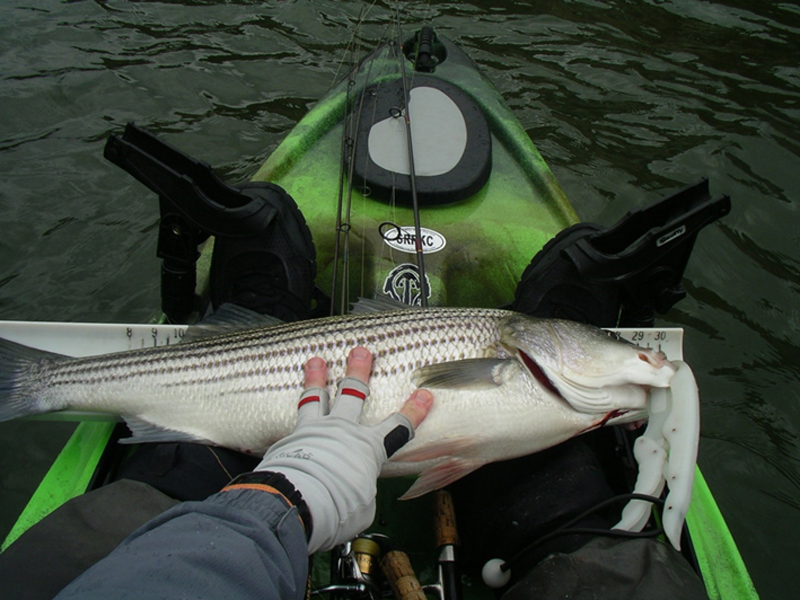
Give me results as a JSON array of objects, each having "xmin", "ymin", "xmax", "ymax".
[
  {"xmin": 252, "ymin": 32, "xmax": 576, "ymax": 312},
  {"xmin": 1, "ymin": 27, "xmax": 756, "ymax": 600}
]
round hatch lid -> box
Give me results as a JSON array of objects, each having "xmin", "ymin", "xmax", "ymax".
[{"xmin": 349, "ymin": 76, "xmax": 491, "ymax": 205}]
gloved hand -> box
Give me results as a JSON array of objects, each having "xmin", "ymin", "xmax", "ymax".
[{"xmin": 255, "ymin": 346, "xmax": 433, "ymax": 554}]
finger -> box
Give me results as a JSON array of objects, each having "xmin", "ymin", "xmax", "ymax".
[
  {"xmin": 374, "ymin": 390, "xmax": 434, "ymax": 458},
  {"xmin": 332, "ymin": 376, "xmax": 370, "ymax": 420},
  {"xmin": 304, "ymin": 356, "xmax": 328, "ymax": 388},
  {"xmin": 331, "ymin": 347, "xmax": 373, "ymax": 420},
  {"xmin": 344, "ymin": 346, "xmax": 373, "ymax": 384},
  {"xmin": 298, "ymin": 357, "xmax": 329, "ymax": 423},
  {"xmin": 398, "ymin": 388, "xmax": 434, "ymax": 430}
]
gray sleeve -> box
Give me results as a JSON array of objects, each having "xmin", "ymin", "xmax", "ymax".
[{"xmin": 54, "ymin": 488, "xmax": 309, "ymax": 600}]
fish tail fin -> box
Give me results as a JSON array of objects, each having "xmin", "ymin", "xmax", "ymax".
[{"xmin": 0, "ymin": 337, "xmax": 64, "ymax": 421}]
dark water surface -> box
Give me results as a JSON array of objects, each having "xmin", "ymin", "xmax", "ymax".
[{"xmin": 1, "ymin": 1, "xmax": 798, "ymax": 598}]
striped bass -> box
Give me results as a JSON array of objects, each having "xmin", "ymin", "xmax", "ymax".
[{"xmin": 0, "ymin": 306, "xmax": 680, "ymax": 503}]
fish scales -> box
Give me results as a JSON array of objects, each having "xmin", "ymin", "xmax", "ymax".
[
  {"xmin": 26, "ymin": 308, "xmax": 510, "ymax": 429},
  {"xmin": 43, "ymin": 307, "xmax": 504, "ymax": 382}
]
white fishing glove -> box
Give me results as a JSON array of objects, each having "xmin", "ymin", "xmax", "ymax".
[{"xmin": 254, "ymin": 349, "xmax": 432, "ymax": 554}]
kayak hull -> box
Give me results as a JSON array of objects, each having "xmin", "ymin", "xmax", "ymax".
[
  {"xmin": 253, "ymin": 35, "xmax": 577, "ymax": 310},
  {"xmin": 2, "ymin": 30, "xmax": 758, "ymax": 600}
]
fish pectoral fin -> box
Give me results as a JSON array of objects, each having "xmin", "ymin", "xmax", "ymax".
[
  {"xmin": 413, "ymin": 358, "xmax": 519, "ymax": 389},
  {"xmin": 120, "ymin": 417, "xmax": 213, "ymax": 445},
  {"xmin": 398, "ymin": 458, "xmax": 485, "ymax": 500}
]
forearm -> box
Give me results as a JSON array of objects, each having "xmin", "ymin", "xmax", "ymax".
[{"xmin": 55, "ymin": 488, "xmax": 309, "ymax": 600}]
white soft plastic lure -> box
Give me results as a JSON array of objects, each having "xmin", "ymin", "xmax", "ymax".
[{"xmin": 614, "ymin": 360, "xmax": 700, "ymax": 549}]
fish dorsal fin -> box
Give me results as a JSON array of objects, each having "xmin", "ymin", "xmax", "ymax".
[
  {"xmin": 413, "ymin": 358, "xmax": 519, "ymax": 389},
  {"xmin": 350, "ymin": 296, "xmax": 415, "ymax": 314},
  {"xmin": 183, "ymin": 303, "xmax": 283, "ymax": 342}
]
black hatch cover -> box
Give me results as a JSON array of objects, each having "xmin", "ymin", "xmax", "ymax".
[{"xmin": 348, "ymin": 75, "xmax": 491, "ymax": 205}]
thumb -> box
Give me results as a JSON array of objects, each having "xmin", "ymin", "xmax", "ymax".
[
  {"xmin": 398, "ymin": 388, "xmax": 434, "ymax": 429},
  {"xmin": 376, "ymin": 389, "xmax": 434, "ymax": 459}
]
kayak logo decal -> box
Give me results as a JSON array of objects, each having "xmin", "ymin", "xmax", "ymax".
[
  {"xmin": 382, "ymin": 264, "xmax": 432, "ymax": 307},
  {"xmin": 379, "ymin": 223, "xmax": 447, "ymax": 255}
]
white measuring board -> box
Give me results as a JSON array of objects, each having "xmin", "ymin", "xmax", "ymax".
[
  {"xmin": 612, "ymin": 328, "xmax": 684, "ymax": 361},
  {"xmin": 0, "ymin": 320, "xmax": 684, "ymax": 361},
  {"xmin": 0, "ymin": 321, "xmax": 190, "ymax": 357},
  {"xmin": 0, "ymin": 321, "xmax": 684, "ymax": 423}
]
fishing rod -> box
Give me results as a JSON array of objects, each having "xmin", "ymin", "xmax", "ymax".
[
  {"xmin": 395, "ymin": 14, "xmax": 430, "ymax": 308},
  {"xmin": 331, "ymin": 5, "xmax": 372, "ymax": 316},
  {"xmin": 425, "ymin": 490, "xmax": 462, "ymax": 600},
  {"xmin": 332, "ymin": 4, "xmax": 407, "ymax": 315},
  {"xmin": 331, "ymin": 7, "xmax": 432, "ymax": 314}
]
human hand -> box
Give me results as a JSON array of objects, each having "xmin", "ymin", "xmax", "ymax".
[{"xmin": 255, "ymin": 347, "xmax": 433, "ymax": 554}]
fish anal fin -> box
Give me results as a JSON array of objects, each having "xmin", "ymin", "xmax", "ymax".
[
  {"xmin": 413, "ymin": 358, "xmax": 518, "ymax": 389},
  {"xmin": 398, "ymin": 458, "xmax": 484, "ymax": 500}
]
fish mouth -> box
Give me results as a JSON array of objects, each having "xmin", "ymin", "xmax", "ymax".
[{"xmin": 518, "ymin": 350, "xmax": 563, "ymax": 399}]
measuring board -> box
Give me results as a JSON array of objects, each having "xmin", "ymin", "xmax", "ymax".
[
  {"xmin": 0, "ymin": 320, "xmax": 684, "ymax": 423},
  {"xmin": 0, "ymin": 321, "xmax": 684, "ymax": 360}
]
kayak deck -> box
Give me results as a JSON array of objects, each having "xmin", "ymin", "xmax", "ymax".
[{"xmin": 253, "ymin": 34, "xmax": 577, "ymax": 311}]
